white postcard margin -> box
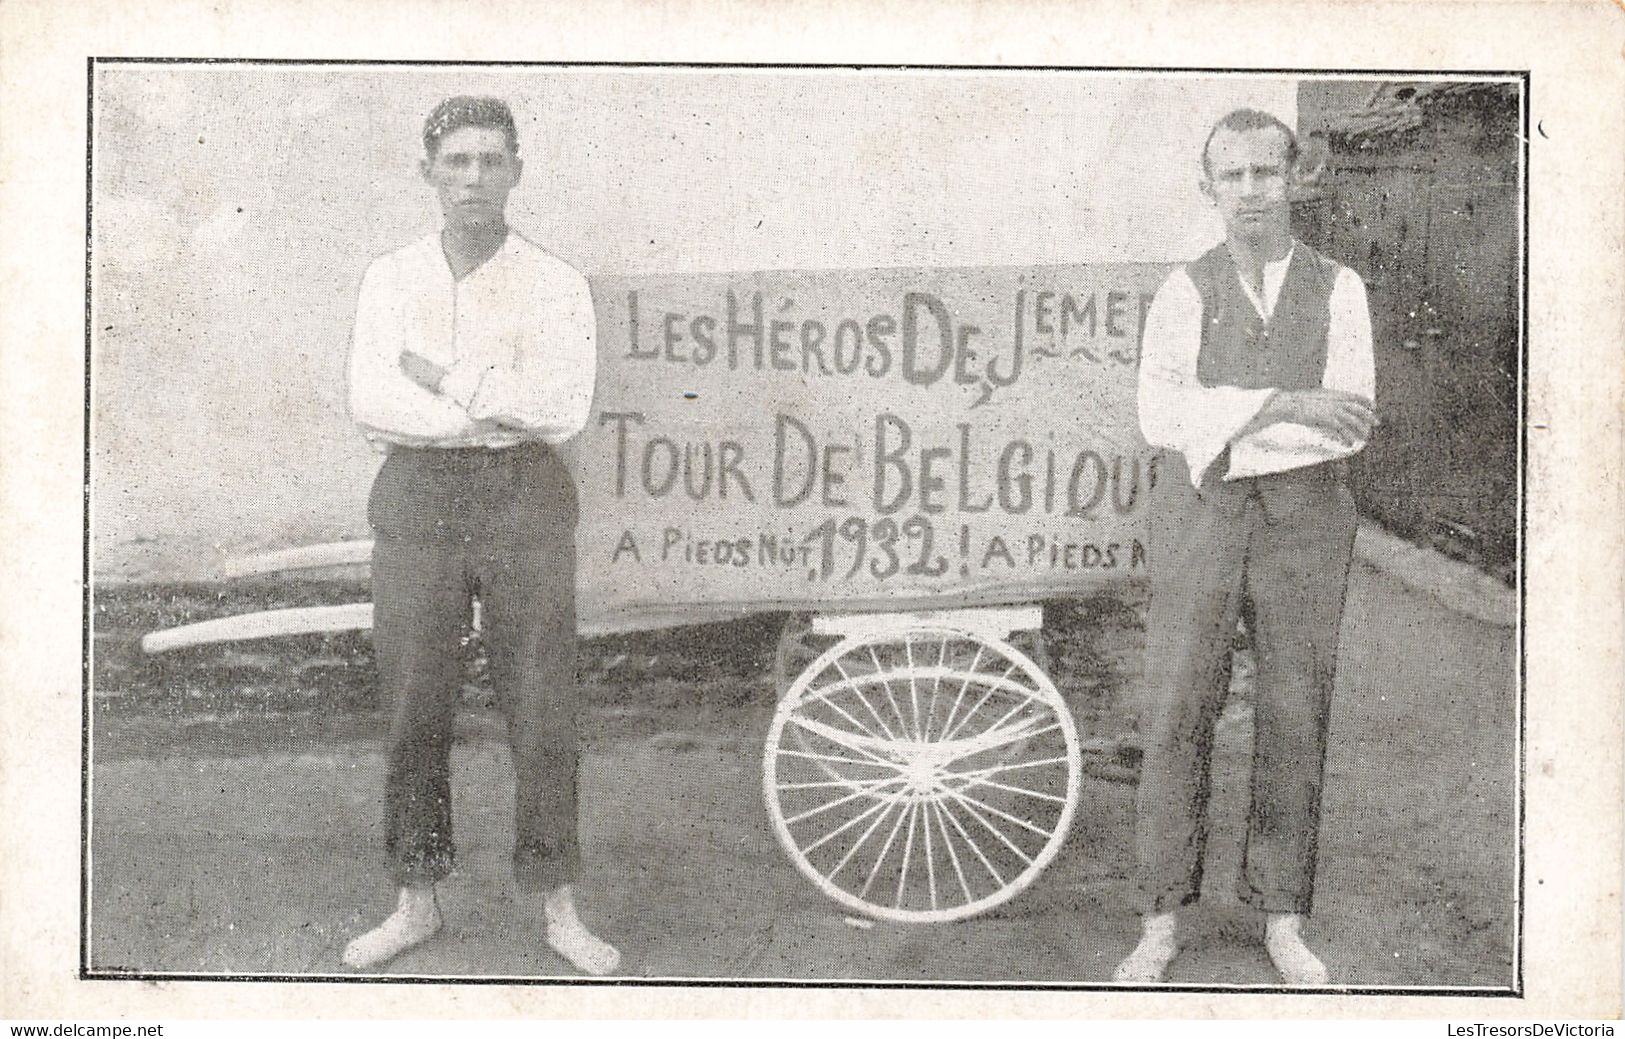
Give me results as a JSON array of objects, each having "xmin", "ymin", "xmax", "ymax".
[{"xmin": 1, "ymin": 0, "xmax": 1620, "ymax": 1021}]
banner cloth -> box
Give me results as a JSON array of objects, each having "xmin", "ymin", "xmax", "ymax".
[{"xmin": 572, "ymin": 263, "xmax": 1168, "ymax": 632}]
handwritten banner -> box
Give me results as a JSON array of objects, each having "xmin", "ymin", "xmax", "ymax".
[{"xmin": 574, "ymin": 264, "xmax": 1168, "ymax": 632}]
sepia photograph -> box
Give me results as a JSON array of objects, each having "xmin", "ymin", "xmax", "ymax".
[{"xmin": 84, "ymin": 63, "xmax": 1525, "ymax": 992}]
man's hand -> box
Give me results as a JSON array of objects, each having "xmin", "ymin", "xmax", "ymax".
[
  {"xmin": 1260, "ymin": 388, "xmax": 1378, "ymax": 443},
  {"xmin": 399, "ymin": 351, "xmax": 448, "ymax": 393}
]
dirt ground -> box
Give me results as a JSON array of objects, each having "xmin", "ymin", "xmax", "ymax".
[{"xmin": 86, "ymin": 559, "xmax": 1517, "ymax": 987}]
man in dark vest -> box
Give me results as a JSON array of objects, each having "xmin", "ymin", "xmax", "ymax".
[{"xmin": 1115, "ymin": 108, "xmax": 1378, "ymax": 984}]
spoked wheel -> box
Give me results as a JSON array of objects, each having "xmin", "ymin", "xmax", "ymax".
[
  {"xmin": 773, "ymin": 614, "xmax": 842, "ymax": 700},
  {"xmin": 775, "ymin": 616, "xmax": 848, "ymax": 782},
  {"xmin": 764, "ymin": 625, "xmax": 1081, "ymax": 923}
]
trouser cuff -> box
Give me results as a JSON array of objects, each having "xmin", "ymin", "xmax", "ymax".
[
  {"xmin": 389, "ymin": 844, "xmax": 455, "ymax": 888},
  {"xmin": 1137, "ymin": 884, "xmax": 1202, "ymax": 915},
  {"xmin": 1236, "ymin": 877, "xmax": 1313, "ymax": 915},
  {"xmin": 513, "ymin": 844, "xmax": 581, "ymax": 893}
]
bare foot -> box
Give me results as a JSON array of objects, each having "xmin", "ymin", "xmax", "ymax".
[
  {"xmin": 543, "ymin": 884, "xmax": 621, "ymax": 976},
  {"xmin": 1265, "ymin": 913, "xmax": 1329, "ymax": 986},
  {"xmin": 341, "ymin": 886, "xmax": 441, "ymax": 970},
  {"xmin": 1113, "ymin": 911, "xmax": 1179, "ymax": 982}
]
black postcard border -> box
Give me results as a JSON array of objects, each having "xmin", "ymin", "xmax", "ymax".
[{"xmin": 80, "ymin": 58, "xmax": 1531, "ymax": 998}]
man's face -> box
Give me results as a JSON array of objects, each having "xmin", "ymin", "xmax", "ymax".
[
  {"xmin": 1201, "ymin": 126, "xmax": 1292, "ymax": 242},
  {"xmin": 421, "ymin": 125, "xmax": 522, "ymax": 230}
]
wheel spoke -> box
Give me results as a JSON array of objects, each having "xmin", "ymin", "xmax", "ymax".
[
  {"xmin": 784, "ymin": 777, "xmax": 907, "ymax": 826},
  {"xmin": 860, "ymin": 795, "xmax": 914, "ymax": 897},
  {"xmin": 936, "ymin": 795, "xmax": 1009, "ymax": 882},
  {"xmin": 830, "ymin": 656, "xmax": 899, "ymax": 741},
  {"xmin": 943, "ymin": 755, "xmax": 1072, "ymax": 782},
  {"xmin": 868, "ymin": 645, "xmax": 915, "ymax": 739},
  {"xmin": 776, "ymin": 748, "xmax": 902, "ymax": 771},
  {"xmin": 803, "ymin": 785, "xmax": 910, "ymax": 855},
  {"xmin": 789, "ymin": 714, "xmax": 904, "ymax": 767},
  {"xmin": 930, "ymin": 800, "xmax": 975, "ymax": 906},
  {"xmin": 905, "ymin": 637, "xmax": 923, "ymax": 744},
  {"xmin": 778, "ymin": 776, "xmax": 908, "ymax": 791},
  {"xmin": 799, "ymin": 680, "xmax": 889, "ymax": 744},
  {"xmin": 945, "ymin": 722, "xmax": 1064, "ymax": 763},
  {"xmin": 945, "ymin": 787, "xmax": 1053, "ymax": 841},
  {"xmin": 924, "ymin": 638, "xmax": 948, "ymax": 742},
  {"xmin": 944, "ymin": 774, "xmax": 1068, "ymax": 805},
  {"xmin": 894, "ymin": 801, "xmax": 919, "ymax": 909},
  {"xmin": 921, "ymin": 793, "xmax": 938, "ymax": 911},
  {"xmin": 938, "ymin": 644, "xmax": 984, "ymax": 739},
  {"xmin": 940, "ymin": 791, "xmax": 1035, "ymax": 866},
  {"xmin": 941, "ymin": 663, "xmax": 1020, "ymax": 742},
  {"xmin": 967, "ymin": 689, "xmax": 1047, "ymax": 745},
  {"xmin": 826, "ymin": 796, "xmax": 905, "ymax": 882}
]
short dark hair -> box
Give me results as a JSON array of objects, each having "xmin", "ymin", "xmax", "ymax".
[
  {"xmin": 422, "ymin": 96, "xmax": 520, "ymax": 158},
  {"xmin": 1201, "ymin": 108, "xmax": 1298, "ymax": 179}
]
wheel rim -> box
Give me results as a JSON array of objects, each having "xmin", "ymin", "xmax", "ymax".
[{"xmin": 763, "ymin": 626, "xmax": 1081, "ymax": 923}]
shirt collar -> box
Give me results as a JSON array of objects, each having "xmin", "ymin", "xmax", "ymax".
[
  {"xmin": 1236, "ymin": 240, "xmax": 1296, "ymax": 321},
  {"xmin": 416, "ymin": 228, "xmax": 521, "ymax": 283}
]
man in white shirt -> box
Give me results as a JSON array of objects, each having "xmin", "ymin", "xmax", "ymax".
[
  {"xmin": 1115, "ymin": 108, "xmax": 1377, "ymax": 985},
  {"xmin": 340, "ymin": 96, "xmax": 619, "ymax": 975}
]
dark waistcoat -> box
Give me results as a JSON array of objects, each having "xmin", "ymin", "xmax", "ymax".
[
  {"xmin": 1189, "ymin": 240, "xmax": 1339, "ymax": 391},
  {"xmin": 1174, "ymin": 241, "xmax": 1350, "ymax": 514}
]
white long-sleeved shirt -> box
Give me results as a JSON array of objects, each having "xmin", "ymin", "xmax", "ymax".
[
  {"xmin": 1137, "ymin": 244, "xmax": 1376, "ymax": 487},
  {"xmin": 347, "ymin": 231, "xmax": 598, "ymax": 449}
]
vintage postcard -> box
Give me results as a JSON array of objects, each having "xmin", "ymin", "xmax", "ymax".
[{"xmin": 1, "ymin": 0, "xmax": 1620, "ymax": 1022}]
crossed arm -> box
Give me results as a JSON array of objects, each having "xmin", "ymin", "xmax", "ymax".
[
  {"xmin": 1242, "ymin": 385, "xmax": 1377, "ymax": 444},
  {"xmin": 1137, "ymin": 265, "xmax": 1377, "ymax": 485},
  {"xmin": 347, "ymin": 256, "xmax": 597, "ymax": 447},
  {"xmin": 396, "ymin": 349, "xmax": 525, "ymax": 426}
]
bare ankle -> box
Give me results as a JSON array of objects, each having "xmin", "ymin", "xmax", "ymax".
[{"xmin": 398, "ymin": 885, "xmax": 438, "ymax": 914}]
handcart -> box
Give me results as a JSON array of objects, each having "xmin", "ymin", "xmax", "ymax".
[{"xmin": 140, "ymin": 545, "xmax": 1101, "ymax": 925}]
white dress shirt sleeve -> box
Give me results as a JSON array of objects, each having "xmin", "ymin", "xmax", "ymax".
[
  {"xmin": 464, "ymin": 267, "xmax": 598, "ymax": 445},
  {"xmin": 1136, "ymin": 268, "xmax": 1276, "ymax": 487},
  {"xmin": 346, "ymin": 256, "xmax": 495, "ymax": 446},
  {"xmin": 1227, "ymin": 266, "xmax": 1376, "ymax": 474}
]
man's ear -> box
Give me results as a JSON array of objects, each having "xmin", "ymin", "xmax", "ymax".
[{"xmin": 419, "ymin": 156, "xmax": 433, "ymax": 183}]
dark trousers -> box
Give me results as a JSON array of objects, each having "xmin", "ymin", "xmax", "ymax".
[
  {"xmin": 1134, "ymin": 453, "xmax": 1357, "ymax": 915},
  {"xmin": 367, "ymin": 442, "xmax": 582, "ymax": 893}
]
